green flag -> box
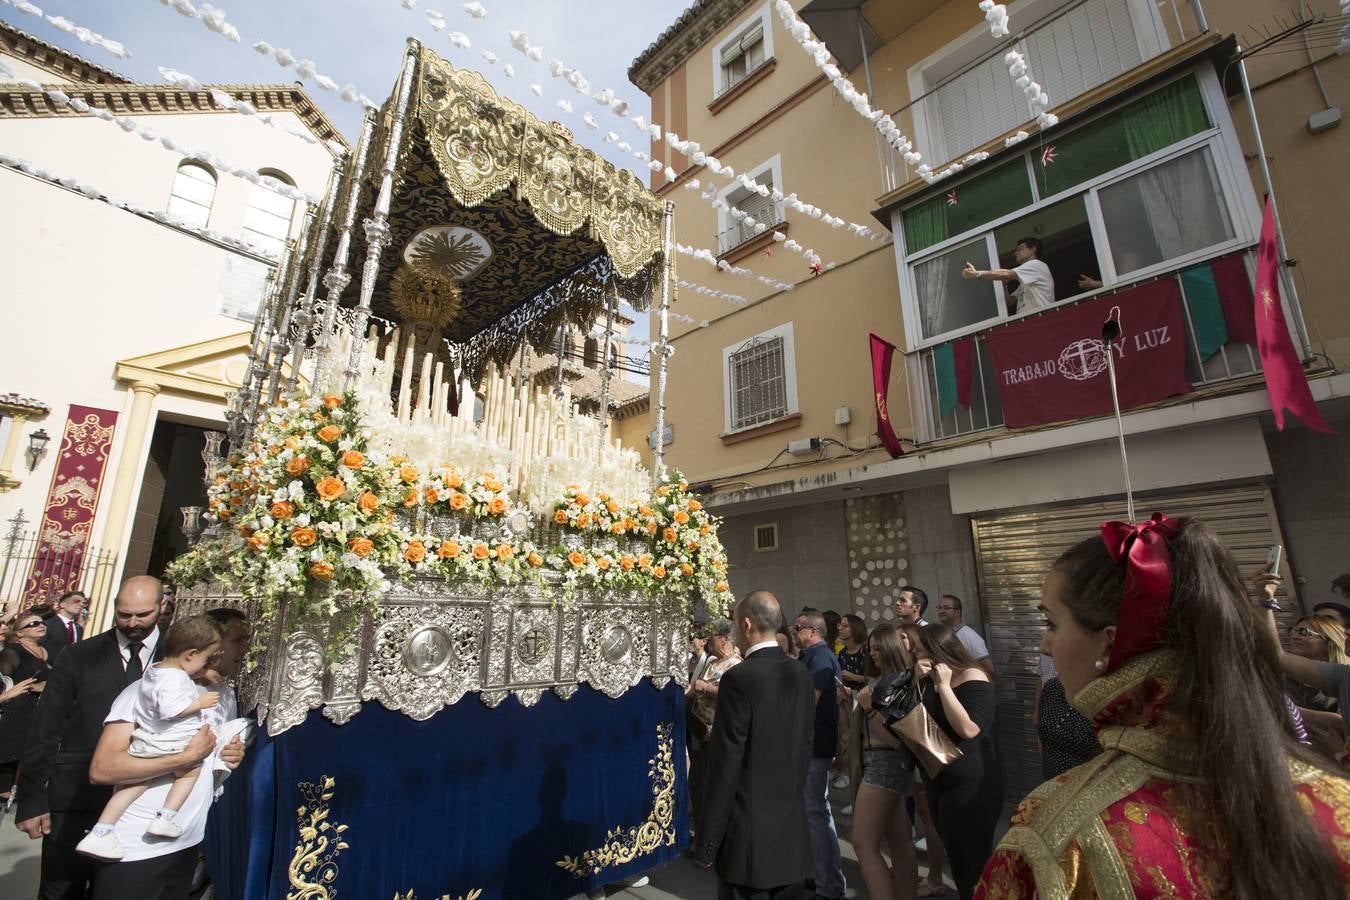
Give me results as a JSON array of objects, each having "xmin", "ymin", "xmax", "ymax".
[
  {"xmin": 1181, "ymin": 263, "xmax": 1229, "ymax": 360},
  {"xmin": 935, "ymin": 342, "xmax": 958, "ymax": 420}
]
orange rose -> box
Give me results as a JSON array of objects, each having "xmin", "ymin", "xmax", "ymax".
[
  {"xmin": 596, "ymin": 556, "xmax": 611, "ymax": 571},
  {"xmin": 315, "ymin": 476, "xmax": 346, "ymax": 501},
  {"xmin": 228, "ymin": 496, "xmax": 242, "ymax": 508},
  {"xmin": 657, "ymin": 485, "xmax": 671, "ymax": 497},
  {"xmin": 488, "ymin": 497, "xmax": 507, "ymax": 516},
  {"xmin": 688, "ymin": 499, "xmax": 703, "ymax": 512},
  {"xmin": 270, "ymin": 500, "xmax": 294, "ymax": 520},
  {"xmin": 309, "ymin": 561, "xmax": 334, "ymax": 581},
  {"xmin": 567, "ymin": 550, "xmax": 586, "ymax": 568},
  {"xmin": 662, "ymin": 527, "xmax": 678, "ymax": 543},
  {"xmin": 401, "ymin": 489, "xmax": 419, "ymax": 508},
  {"xmin": 576, "ymin": 513, "xmax": 592, "ymax": 529},
  {"xmin": 484, "ymin": 477, "xmax": 503, "ymax": 493},
  {"xmin": 699, "ymin": 525, "xmax": 710, "ymax": 536},
  {"xmin": 495, "ymin": 543, "xmax": 514, "ymax": 561},
  {"xmin": 290, "ymin": 526, "xmax": 317, "ymax": 547},
  {"xmin": 678, "ymin": 480, "xmax": 688, "ymax": 491},
  {"xmin": 645, "ymin": 522, "xmax": 658, "ymax": 536},
  {"xmin": 673, "ymin": 510, "xmax": 690, "ymax": 525},
  {"xmin": 715, "ymin": 581, "xmax": 729, "ymax": 593},
  {"xmin": 317, "ymin": 424, "xmax": 341, "ymax": 443},
  {"xmin": 283, "ymin": 436, "xmax": 301, "ymax": 450},
  {"xmin": 390, "ymin": 455, "xmax": 408, "ymax": 465},
  {"xmin": 357, "ymin": 491, "xmax": 380, "ymax": 514},
  {"xmin": 348, "ymin": 536, "xmax": 374, "ymax": 557},
  {"xmin": 619, "ymin": 555, "xmax": 635, "ymax": 570},
  {"xmin": 472, "ymin": 543, "xmax": 491, "ymax": 561},
  {"xmin": 638, "ymin": 553, "xmax": 652, "ymax": 569},
  {"xmin": 574, "ymin": 492, "xmax": 590, "ymax": 507},
  {"xmin": 322, "ymin": 394, "xmax": 343, "ymax": 409},
  {"xmin": 449, "ymin": 492, "xmax": 469, "ymax": 511},
  {"xmin": 246, "ymin": 533, "xmax": 269, "ymax": 551},
  {"xmin": 444, "ymin": 471, "xmax": 464, "ymax": 489},
  {"xmin": 438, "ymin": 540, "xmax": 461, "ymax": 559},
  {"xmin": 606, "ymin": 500, "xmax": 620, "ymax": 515},
  {"xmin": 268, "ymin": 446, "xmax": 282, "ymax": 457},
  {"xmin": 285, "ymin": 456, "xmax": 311, "ymax": 476},
  {"xmin": 398, "ymin": 465, "xmax": 419, "ymax": 484},
  {"xmin": 527, "ymin": 551, "xmax": 543, "ymax": 568},
  {"xmin": 638, "ymin": 506, "xmax": 653, "ymax": 517},
  {"xmin": 611, "ymin": 523, "xmax": 626, "ymax": 535},
  {"xmin": 553, "ymin": 509, "xmax": 569, "ymax": 524},
  {"xmin": 653, "ymin": 565, "xmax": 667, "ymax": 579},
  {"xmin": 679, "ymin": 563, "xmax": 694, "ymax": 576},
  {"xmin": 341, "ymin": 450, "xmax": 365, "ymax": 468},
  {"xmin": 424, "ymin": 487, "xmax": 440, "ymax": 504},
  {"xmin": 403, "ymin": 540, "xmax": 427, "ymax": 563},
  {"xmin": 217, "ymin": 509, "xmax": 231, "ymax": 521}
]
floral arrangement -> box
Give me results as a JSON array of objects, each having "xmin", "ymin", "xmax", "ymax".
[{"xmin": 169, "ymin": 393, "xmax": 734, "ymax": 650}]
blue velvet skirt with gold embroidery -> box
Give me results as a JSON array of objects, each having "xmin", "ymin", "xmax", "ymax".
[{"xmin": 205, "ymin": 680, "xmax": 687, "ymax": 899}]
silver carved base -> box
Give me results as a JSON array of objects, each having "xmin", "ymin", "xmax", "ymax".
[{"xmin": 177, "ymin": 578, "xmax": 691, "ymax": 737}]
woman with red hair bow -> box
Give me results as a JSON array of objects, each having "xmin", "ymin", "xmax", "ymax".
[{"xmin": 975, "ymin": 515, "xmax": 1348, "ymax": 899}]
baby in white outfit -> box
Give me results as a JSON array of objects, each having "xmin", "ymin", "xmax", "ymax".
[{"xmin": 76, "ymin": 615, "xmax": 222, "ymax": 860}]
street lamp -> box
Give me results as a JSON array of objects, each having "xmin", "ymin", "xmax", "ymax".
[{"xmin": 25, "ymin": 428, "xmax": 50, "ymax": 471}]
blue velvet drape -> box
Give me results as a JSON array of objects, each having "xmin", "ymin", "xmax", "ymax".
[{"xmin": 205, "ymin": 680, "xmax": 687, "ymax": 899}]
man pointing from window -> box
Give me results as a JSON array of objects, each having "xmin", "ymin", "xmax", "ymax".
[{"xmin": 962, "ymin": 236, "xmax": 1056, "ymax": 314}]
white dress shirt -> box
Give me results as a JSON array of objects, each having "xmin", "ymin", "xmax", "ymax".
[{"xmin": 115, "ymin": 627, "xmax": 161, "ymax": 672}]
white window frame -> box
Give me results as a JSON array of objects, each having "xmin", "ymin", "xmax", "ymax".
[
  {"xmin": 753, "ymin": 523, "xmax": 780, "ymax": 552},
  {"xmin": 722, "ymin": 321, "xmax": 798, "ymax": 435},
  {"xmin": 906, "ymin": 0, "xmax": 1168, "ymax": 165},
  {"xmin": 241, "ymin": 170, "xmax": 297, "ymax": 259},
  {"xmin": 715, "ymin": 153, "xmax": 785, "ymax": 252},
  {"xmin": 712, "ymin": 2, "xmax": 774, "ymax": 99},
  {"xmin": 893, "ymin": 67, "xmax": 1258, "ymax": 352},
  {"xmin": 165, "ymin": 159, "xmax": 217, "ymax": 229}
]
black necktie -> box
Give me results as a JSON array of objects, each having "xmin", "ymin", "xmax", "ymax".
[{"xmin": 125, "ymin": 642, "xmax": 144, "ymax": 682}]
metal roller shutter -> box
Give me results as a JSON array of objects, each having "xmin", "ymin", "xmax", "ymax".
[{"xmin": 971, "ymin": 485, "xmax": 1297, "ymax": 801}]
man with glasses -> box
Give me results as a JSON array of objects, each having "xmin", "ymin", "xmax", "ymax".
[
  {"xmin": 935, "ymin": 594, "xmax": 994, "ymax": 676},
  {"xmin": 795, "ymin": 611, "xmax": 849, "ymax": 899},
  {"xmin": 42, "ymin": 591, "xmax": 87, "ymax": 661}
]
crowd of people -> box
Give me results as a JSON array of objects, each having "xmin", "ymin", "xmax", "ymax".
[
  {"xmin": 1, "ymin": 577, "xmax": 249, "ymax": 899},
  {"xmin": 691, "ymin": 522, "xmax": 1350, "ymax": 900}
]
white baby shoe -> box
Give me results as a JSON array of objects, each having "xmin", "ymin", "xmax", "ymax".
[
  {"xmin": 76, "ymin": 830, "xmax": 126, "ymax": 860},
  {"xmin": 146, "ymin": 815, "xmax": 184, "ymax": 838}
]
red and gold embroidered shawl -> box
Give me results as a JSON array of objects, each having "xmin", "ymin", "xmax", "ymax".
[{"xmin": 975, "ymin": 651, "xmax": 1350, "ymax": 898}]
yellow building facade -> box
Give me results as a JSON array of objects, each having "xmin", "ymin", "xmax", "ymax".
[{"xmin": 632, "ymin": 0, "xmax": 1350, "ymax": 797}]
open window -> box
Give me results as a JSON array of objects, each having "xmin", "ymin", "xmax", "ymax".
[
  {"xmin": 992, "ymin": 195, "xmax": 1100, "ymax": 313},
  {"xmin": 713, "ymin": 4, "xmax": 773, "ymax": 98}
]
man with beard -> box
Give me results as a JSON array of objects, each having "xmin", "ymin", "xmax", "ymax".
[{"xmin": 14, "ymin": 576, "xmax": 214, "ymax": 899}]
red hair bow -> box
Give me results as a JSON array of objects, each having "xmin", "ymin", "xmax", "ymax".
[{"xmin": 1100, "ymin": 512, "xmax": 1180, "ymax": 671}]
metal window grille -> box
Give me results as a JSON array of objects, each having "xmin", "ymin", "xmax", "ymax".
[
  {"xmin": 729, "ymin": 335, "xmax": 788, "ymax": 430},
  {"xmin": 717, "ymin": 174, "xmax": 784, "ymax": 254},
  {"xmin": 753, "ymin": 523, "xmax": 779, "ymax": 552}
]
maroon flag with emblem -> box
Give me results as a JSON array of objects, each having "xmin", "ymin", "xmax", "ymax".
[
  {"xmin": 869, "ymin": 333, "xmax": 905, "ymax": 457},
  {"xmin": 1253, "ymin": 198, "xmax": 1334, "ymax": 433},
  {"xmin": 984, "ymin": 281, "xmax": 1192, "ymax": 429}
]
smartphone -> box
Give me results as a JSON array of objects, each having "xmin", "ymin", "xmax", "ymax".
[{"xmin": 1266, "ymin": 544, "xmax": 1283, "ymax": 573}]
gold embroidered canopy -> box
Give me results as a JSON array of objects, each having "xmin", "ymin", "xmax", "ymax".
[{"xmin": 325, "ymin": 46, "xmax": 666, "ymax": 379}]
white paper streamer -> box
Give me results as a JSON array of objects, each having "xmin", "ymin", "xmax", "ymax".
[{"xmin": 1, "ymin": 0, "xmax": 133, "ymax": 58}]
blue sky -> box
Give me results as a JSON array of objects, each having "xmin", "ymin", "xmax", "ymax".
[{"xmin": 3, "ymin": 0, "xmax": 690, "ymax": 363}]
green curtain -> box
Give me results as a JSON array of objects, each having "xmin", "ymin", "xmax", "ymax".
[
  {"xmin": 903, "ymin": 158, "xmax": 1032, "ymax": 255},
  {"xmin": 903, "ymin": 196, "xmax": 950, "ymax": 255},
  {"xmin": 1123, "ymin": 77, "xmax": 1211, "ymax": 159},
  {"xmin": 934, "ymin": 342, "xmax": 958, "ymax": 421}
]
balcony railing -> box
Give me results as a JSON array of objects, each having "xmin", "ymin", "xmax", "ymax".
[
  {"xmin": 879, "ymin": 0, "xmax": 1210, "ymax": 194},
  {"xmin": 912, "ymin": 246, "xmax": 1271, "ymax": 442},
  {"xmin": 716, "ymin": 210, "xmax": 787, "ymax": 256}
]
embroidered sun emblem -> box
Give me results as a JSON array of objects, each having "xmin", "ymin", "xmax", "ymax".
[
  {"xmin": 404, "ymin": 226, "xmax": 493, "ymax": 281},
  {"xmin": 1259, "ymin": 286, "xmax": 1275, "ymax": 313}
]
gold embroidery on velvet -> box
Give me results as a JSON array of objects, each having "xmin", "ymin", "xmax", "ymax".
[
  {"xmin": 1070, "ymin": 650, "xmax": 1176, "ymax": 721},
  {"xmin": 287, "ymin": 776, "xmax": 348, "ymax": 900},
  {"xmin": 392, "ymin": 891, "xmax": 482, "ymax": 900},
  {"xmin": 555, "ymin": 723, "xmax": 677, "ymax": 878},
  {"xmin": 416, "ymin": 49, "xmax": 663, "ymax": 279},
  {"xmin": 1077, "ymin": 817, "xmax": 1133, "ymax": 900}
]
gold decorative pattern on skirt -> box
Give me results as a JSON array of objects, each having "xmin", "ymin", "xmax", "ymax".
[
  {"xmin": 556, "ymin": 722, "xmax": 678, "ymax": 878},
  {"xmin": 287, "ymin": 776, "xmax": 348, "ymax": 900},
  {"xmin": 392, "ymin": 890, "xmax": 482, "ymax": 900}
]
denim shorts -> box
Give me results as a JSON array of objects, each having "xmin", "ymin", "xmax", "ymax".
[{"xmin": 861, "ymin": 748, "xmax": 913, "ymax": 794}]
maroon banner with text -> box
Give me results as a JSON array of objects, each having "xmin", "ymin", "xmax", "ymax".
[
  {"xmin": 22, "ymin": 405, "xmax": 118, "ymax": 603},
  {"xmin": 984, "ymin": 281, "xmax": 1192, "ymax": 429},
  {"xmin": 869, "ymin": 333, "xmax": 905, "ymax": 458}
]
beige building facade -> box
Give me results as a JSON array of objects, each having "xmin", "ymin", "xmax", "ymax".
[
  {"xmin": 0, "ymin": 23, "xmax": 342, "ymax": 626},
  {"xmin": 632, "ymin": 0, "xmax": 1350, "ymax": 797}
]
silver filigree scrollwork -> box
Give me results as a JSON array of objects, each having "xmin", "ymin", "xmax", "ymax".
[
  {"xmin": 362, "ymin": 587, "xmax": 487, "ymax": 721},
  {"xmin": 578, "ymin": 604, "xmax": 651, "ymax": 699},
  {"xmin": 268, "ymin": 631, "xmax": 326, "ymax": 737},
  {"xmin": 552, "ymin": 683, "xmax": 578, "ymax": 701},
  {"xmin": 322, "ymin": 634, "xmax": 365, "ymax": 726}
]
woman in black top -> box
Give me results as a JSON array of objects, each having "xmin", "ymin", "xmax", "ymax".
[
  {"xmin": 837, "ymin": 614, "xmax": 869, "ymax": 689},
  {"xmin": 913, "ymin": 624, "xmax": 1002, "ymax": 900},
  {"xmin": 0, "ymin": 612, "xmax": 51, "ymax": 800},
  {"xmin": 1035, "ymin": 676, "xmax": 1101, "ymax": 779}
]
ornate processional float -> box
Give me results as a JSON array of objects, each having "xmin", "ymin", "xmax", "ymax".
[{"xmin": 167, "ymin": 39, "xmax": 724, "ymax": 900}]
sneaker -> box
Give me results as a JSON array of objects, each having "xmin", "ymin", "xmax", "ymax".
[
  {"xmin": 838, "ymin": 804, "xmax": 853, "ymax": 816},
  {"xmin": 831, "ymin": 774, "xmax": 850, "ymax": 789},
  {"xmin": 627, "ymin": 875, "xmax": 650, "ymax": 888},
  {"xmin": 146, "ymin": 815, "xmax": 185, "ymax": 838},
  {"xmin": 76, "ymin": 830, "xmax": 125, "ymax": 860}
]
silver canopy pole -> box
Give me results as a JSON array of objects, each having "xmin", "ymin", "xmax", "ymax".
[
  {"xmin": 285, "ymin": 164, "xmax": 344, "ymax": 398},
  {"xmin": 651, "ymin": 201, "xmax": 674, "ymax": 486}
]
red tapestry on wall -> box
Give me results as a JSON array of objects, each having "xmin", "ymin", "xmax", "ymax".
[{"xmin": 22, "ymin": 405, "xmax": 118, "ymax": 604}]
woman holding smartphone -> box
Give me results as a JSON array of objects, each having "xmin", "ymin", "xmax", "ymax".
[{"xmin": 0, "ymin": 612, "xmax": 51, "ymax": 803}]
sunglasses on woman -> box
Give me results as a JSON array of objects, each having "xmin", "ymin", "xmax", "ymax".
[{"xmin": 1290, "ymin": 626, "xmax": 1325, "ymax": 640}]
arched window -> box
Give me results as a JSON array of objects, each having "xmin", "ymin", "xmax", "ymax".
[
  {"xmin": 165, "ymin": 160, "xmax": 216, "ymax": 229},
  {"xmin": 242, "ymin": 170, "xmax": 297, "ymax": 258}
]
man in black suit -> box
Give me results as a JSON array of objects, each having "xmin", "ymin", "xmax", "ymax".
[
  {"xmin": 696, "ymin": 590, "xmax": 815, "ymax": 900},
  {"xmin": 14, "ymin": 575, "xmax": 214, "ymax": 900},
  {"xmin": 41, "ymin": 591, "xmax": 87, "ymax": 661}
]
